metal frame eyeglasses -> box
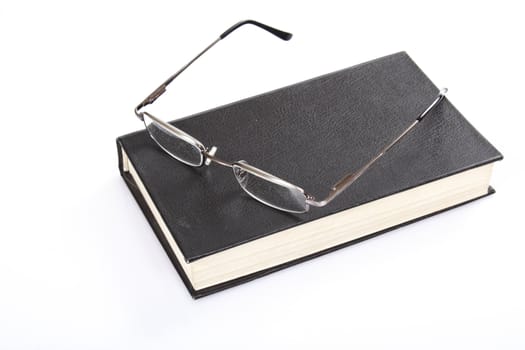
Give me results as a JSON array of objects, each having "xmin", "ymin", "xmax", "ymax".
[{"xmin": 134, "ymin": 20, "xmax": 447, "ymax": 213}]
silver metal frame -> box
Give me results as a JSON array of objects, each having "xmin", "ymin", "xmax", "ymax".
[
  {"xmin": 134, "ymin": 19, "xmax": 448, "ymax": 213},
  {"xmin": 306, "ymin": 88, "xmax": 448, "ymax": 208}
]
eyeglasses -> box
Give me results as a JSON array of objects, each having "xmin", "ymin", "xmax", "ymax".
[{"xmin": 134, "ymin": 19, "xmax": 447, "ymax": 214}]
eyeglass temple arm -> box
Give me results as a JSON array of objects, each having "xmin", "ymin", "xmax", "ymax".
[
  {"xmin": 306, "ymin": 88, "xmax": 448, "ymax": 208},
  {"xmin": 134, "ymin": 20, "xmax": 292, "ymax": 119}
]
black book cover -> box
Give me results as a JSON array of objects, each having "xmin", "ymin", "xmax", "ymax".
[{"xmin": 117, "ymin": 52, "xmax": 502, "ymax": 297}]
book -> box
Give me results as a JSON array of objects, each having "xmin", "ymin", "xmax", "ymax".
[{"xmin": 117, "ymin": 52, "xmax": 502, "ymax": 298}]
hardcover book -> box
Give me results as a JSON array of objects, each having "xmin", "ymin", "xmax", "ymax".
[{"xmin": 117, "ymin": 52, "xmax": 502, "ymax": 298}]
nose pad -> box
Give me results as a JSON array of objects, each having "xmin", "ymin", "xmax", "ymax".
[{"xmin": 204, "ymin": 146, "xmax": 218, "ymax": 166}]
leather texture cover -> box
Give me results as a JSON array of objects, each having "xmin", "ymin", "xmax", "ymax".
[{"xmin": 117, "ymin": 52, "xmax": 502, "ymax": 297}]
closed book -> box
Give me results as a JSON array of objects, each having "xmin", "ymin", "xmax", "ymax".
[{"xmin": 117, "ymin": 52, "xmax": 502, "ymax": 298}]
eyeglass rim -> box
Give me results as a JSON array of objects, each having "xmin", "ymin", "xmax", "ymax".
[
  {"xmin": 232, "ymin": 160, "xmax": 309, "ymax": 213},
  {"xmin": 143, "ymin": 111, "xmax": 207, "ymax": 167}
]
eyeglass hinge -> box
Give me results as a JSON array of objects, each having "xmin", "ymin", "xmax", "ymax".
[
  {"xmin": 305, "ymin": 194, "xmax": 328, "ymax": 208},
  {"xmin": 135, "ymin": 85, "xmax": 167, "ymax": 120}
]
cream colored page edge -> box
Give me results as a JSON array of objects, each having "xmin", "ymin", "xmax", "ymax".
[{"xmin": 191, "ymin": 164, "xmax": 492, "ymax": 288}]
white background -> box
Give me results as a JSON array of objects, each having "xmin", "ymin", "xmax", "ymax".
[{"xmin": 1, "ymin": 1, "xmax": 524, "ymax": 349}]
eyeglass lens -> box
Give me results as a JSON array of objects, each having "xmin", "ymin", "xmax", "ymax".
[
  {"xmin": 143, "ymin": 114, "xmax": 204, "ymax": 167},
  {"xmin": 233, "ymin": 161, "xmax": 309, "ymax": 213}
]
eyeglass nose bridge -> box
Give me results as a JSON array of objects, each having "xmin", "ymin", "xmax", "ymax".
[
  {"xmin": 203, "ymin": 147, "xmax": 235, "ymax": 168},
  {"xmin": 204, "ymin": 146, "xmax": 218, "ymax": 166}
]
